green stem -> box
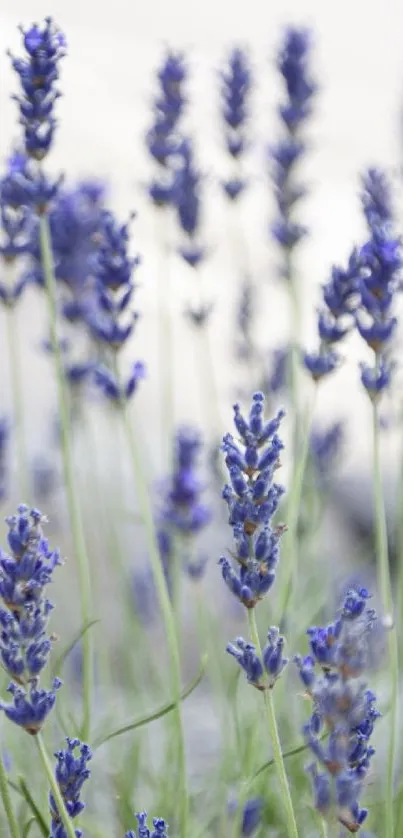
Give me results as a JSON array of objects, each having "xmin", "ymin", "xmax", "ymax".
[
  {"xmin": 372, "ymin": 401, "xmax": 398, "ymax": 838},
  {"xmin": 247, "ymin": 610, "xmax": 299, "ymax": 838},
  {"xmin": 6, "ymin": 306, "xmax": 29, "ymax": 499},
  {"xmin": 35, "ymin": 733, "xmax": 78, "ymax": 838},
  {"xmin": 121, "ymin": 402, "xmax": 188, "ymax": 838},
  {"xmin": 0, "ymin": 751, "xmax": 19, "ymax": 838},
  {"xmin": 277, "ymin": 386, "xmax": 318, "ymax": 624},
  {"xmin": 156, "ymin": 209, "xmax": 175, "ymax": 468},
  {"xmin": 38, "ymin": 216, "xmax": 93, "ymax": 741}
]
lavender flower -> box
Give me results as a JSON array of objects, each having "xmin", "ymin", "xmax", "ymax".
[
  {"xmin": 155, "ymin": 427, "xmax": 211, "ymax": 584},
  {"xmin": 356, "ymin": 169, "xmax": 401, "ymax": 398},
  {"xmin": 0, "ymin": 505, "xmax": 63, "ymax": 733},
  {"xmin": 227, "ymin": 626, "xmax": 288, "ymax": 689},
  {"xmin": 309, "ymin": 421, "xmax": 344, "ymax": 480},
  {"xmin": 146, "ymin": 51, "xmax": 187, "ymax": 207},
  {"xmin": 8, "ymin": 18, "xmax": 66, "ymax": 160},
  {"xmin": 303, "ymin": 251, "xmax": 360, "ymax": 381},
  {"xmin": 1, "ymin": 151, "xmax": 63, "ymax": 215},
  {"xmin": 219, "ymin": 393, "xmax": 286, "ymax": 608},
  {"xmin": 220, "ymin": 48, "xmax": 252, "ymax": 200},
  {"xmin": 126, "ymin": 812, "xmax": 168, "ymax": 838},
  {"xmin": 175, "ymin": 139, "xmax": 205, "ymax": 268},
  {"xmin": 295, "ymin": 587, "xmax": 380, "ymax": 832},
  {"xmin": 49, "ymin": 737, "xmax": 92, "ymax": 837},
  {"xmin": 228, "ymin": 797, "xmax": 263, "ymax": 836},
  {"xmin": 0, "ymin": 160, "xmax": 34, "ymax": 307},
  {"xmin": 270, "ymin": 27, "xmax": 316, "ymax": 278}
]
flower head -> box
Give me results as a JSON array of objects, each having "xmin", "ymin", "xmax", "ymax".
[
  {"xmin": 295, "ymin": 587, "xmax": 380, "ymax": 832},
  {"xmin": 126, "ymin": 812, "xmax": 169, "ymax": 838},
  {"xmin": 227, "ymin": 627, "xmax": 288, "ymax": 689},
  {"xmin": 219, "ymin": 393, "xmax": 286, "ymax": 608},
  {"xmin": 146, "ymin": 51, "xmax": 187, "ymax": 207},
  {"xmin": 220, "ymin": 47, "xmax": 252, "ymax": 198},
  {"xmin": 270, "ymin": 27, "xmax": 316, "ymax": 277},
  {"xmin": 0, "ymin": 505, "xmax": 63, "ymax": 732},
  {"xmin": 8, "ymin": 18, "xmax": 66, "ymax": 159},
  {"xmin": 49, "ymin": 737, "xmax": 92, "ymax": 831}
]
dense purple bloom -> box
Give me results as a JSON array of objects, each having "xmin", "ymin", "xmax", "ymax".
[
  {"xmin": 0, "ymin": 677, "xmax": 62, "ymax": 735},
  {"xmin": 8, "ymin": 18, "xmax": 66, "ymax": 160},
  {"xmin": 355, "ymin": 170, "xmax": 401, "ymax": 396},
  {"xmin": 159, "ymin": 427, "xmax": 211, "ymax": 539},
  {"xmin": 227, "ymin": 627, "xmax": 287, "ymax": 688},
  {"xmin": 361, "ymin": 168, "xmax": 393, "ymax": 231},
  {"xmin": 1, "ymin": 152, "xmax": 62, "ymax": 214},
  {"xmin": 0, "ymin": 160, "xmax": 35, "ymax": 306},
  {"xmin": 220, "ymin": 48, "xmax": 252, "ymax": 198},
  {"xmin": 174, "ymin": 139, "xmax": 205, "ymax": 265},
  {"xmin": 126, "ymin": 812, "xmax": 169, "ymax": 838},
  {"xmin": 219, "ymin": 393, "xmax": 286, "ymax": 608},
  {"xmin": 49, "ymin": 738, "xmax": 92, "ymax": 835},
  {"xmin": 146, "ymin": 51, "xmax": 187, "ymax": 207},
  {"xmin": 270, "ymin": 28, "xmax": 316, "ymax": 277},
  {"xmin": 85, "ymin": 210, "xmax": 142, "ymax": 358},
  {"xmin": 29, "ymin": 180, "xmax": 106, "ymax": 307},
  {"xmin": 295, "ymin": 587, "xmax": 380, "ymax": 831},
  {"xmin": 0, "ymin": 505, "xmax": 62, "ymax": 732},
  {"xmin": 304, "ymin": 251, "xmax": 360, "ymax": 382}
]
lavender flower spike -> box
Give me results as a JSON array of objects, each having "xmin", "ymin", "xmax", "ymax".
[
  {"xmin": 270, "ymin": 27, "xmax": 316, "ymax": 278},
  {"xmin": 219, "ymin": 393, "xmax": 286, "ymax": 608},
  {"xmin": 49, "ymin": 737, "xmax": 92, "ymax": 837},
  {"xmin": 0, "ymin": 505, "xmax": 63, "ymax": 733},
  {"xmin": 126, "ymin": 811, "xmax": 169, "ymax": 838},
  {"xmin": 220, "ymin": 47, "xmax": 252, "ymax": 200},
  {"xmin": 295, "ymin": 587, "xmax": 380, "ymax": 832},
  {"xmin": 8, "ymin": 18, "xmax": 66, "ymax": 160}
]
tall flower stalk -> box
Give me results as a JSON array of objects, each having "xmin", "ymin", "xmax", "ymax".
[
  {"xmin": 8, "ymin": 18, "xmax": 93, "ymax": 740},
  {"xmin": 219, "ymin": 393, "xmax": 298, "ymax": 838},
  {"xmin": 355, "ymin": 167, "xmax": 400, "ymax": 838}
]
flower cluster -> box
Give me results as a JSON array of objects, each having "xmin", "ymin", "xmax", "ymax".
[
  {"xmin": 50, "ymin": 737, "xmax": 92, "ymax": 837},
  {"xmin": 220, "ymin": 48, "xmax": 252, "ymax": 200},
  {"xmin": 309, "ymin": 420, "xmax": 344, "ymax": 481},
  {"xmin": 157, "ymin": 427, "xmax": 211, "ymax": 580},
  {"xmin": 295, "ymin": 587, "xmax": 380, "ymax": 832},
  {"xmin": 146, "ymin": 51, "xmax": 187, "ymax": 207},
  {"xmin": 175, "ymin": 139, "xmax": 205, "ymax": 269},
  {"xmin": 126, "ymin": 812, "xmax": 168, "ymax": 838},
  {"xmin": 0, "ymin": 505, "xmax": 62, "ymax": 733},
  {"xmin": 356, "ymin": 168, "xmax": 401, "ymax": 399},
  {"xmin": 270, "ymin": 27, "xmax": 316, "ymax": 276},
  {"xmin": 0, "ymin": 161, "xmax": 34, "ymax": 307},
  {"xmin": 227, "ymin": 627, "xmax": 288, "ymax": 689},
  {"xmin": 85, "ymin": 210, "xmax": 145, "ymax": 402},
  {"xmin": 228, "ymin": 796, "xmax": 263, "ymax": 836},
  {"xmin": 303, "ymin": 251, "xmax": 360, "ymax": 381},
  {"xmin": 8, "ymin": 18, "xmax": 66, "ymax": 160},
  {"xmin": 219, "ymin": 393, "xmax": 285, "ymax": 608}
]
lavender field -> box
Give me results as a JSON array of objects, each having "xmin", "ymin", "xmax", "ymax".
[{"xmin": 0, "ymin": 4, "xmax": 402, "ymax": 838}]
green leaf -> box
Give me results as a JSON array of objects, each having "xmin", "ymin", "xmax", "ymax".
[
  {"xmin": 17, "ymin": 776, "xmax": 48, "ymax": 838},
  {"xmin": 51, "ymin": 618, "xmax": 99, "ymax": 677},
  {"xmin": 93, "ymin": 653, "xmax": 207, "ymax": 750}
]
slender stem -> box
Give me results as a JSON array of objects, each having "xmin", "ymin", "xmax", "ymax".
[
  {"xmin": 372, "ymin": 401, "xmax": 398, "ymax": 838},
  {"xmin": 278, "ymin": 385, "xmax": 318, "ymax": 624},
  {"xmin": 38, "ymin": 216, "xmax": 93, "ymax": 740},
  {"xmin": 6, "ymin": 305, "xmax": 29, "ymax": 499},
  {"xmin": 121, "ymin": 401, "xmax": 188, "ymax": 838},
  {"xmin": 35, "ymin": 733, "xmax": 78, "ymax": 838},
  {"xmin": 156, "ymin": 208, "xmax": 175, "ymax": 468},
  {"xmin": 0, "ymin": 751, "xmax": 19, "ymax": 838},
  {"xmin": 247, "ymin": 610, "xmax": 299, "ymax": 838}
]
